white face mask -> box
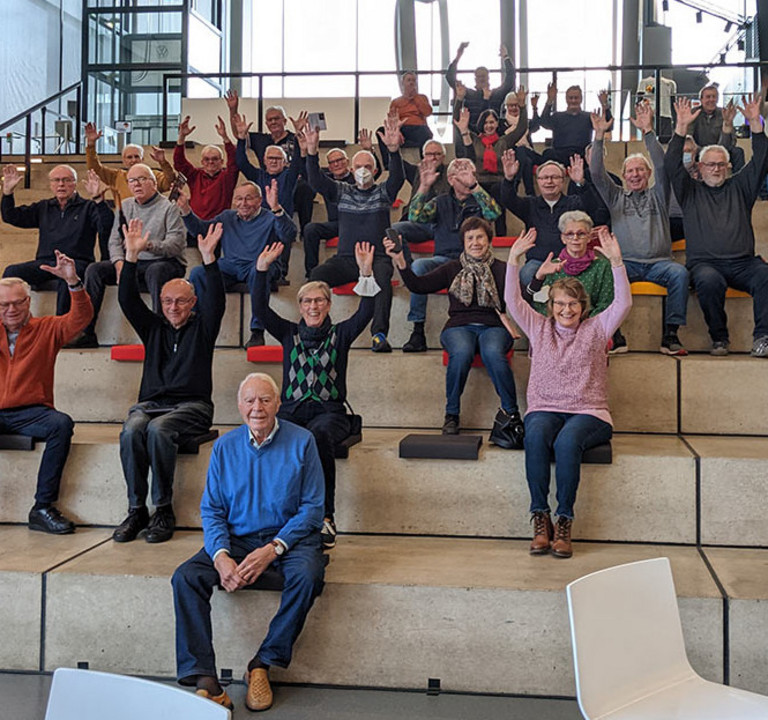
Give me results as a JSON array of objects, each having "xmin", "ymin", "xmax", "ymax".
[
  {"xmin": 683, "ymin": 152, "xmax": 693, "ymax": 166},
  {"xmin": 354, "ymin": 167, "xmax": 373, "ymax": 188}
]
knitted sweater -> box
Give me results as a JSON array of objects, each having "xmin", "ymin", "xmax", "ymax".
[
  {"xmin": 173, "ymin": 143, "xmax": 240, "ymax": 220},
  {"xmin": 0, "ymin": 289, "xmax": 93, "ymax": 410},
  {"xmin": 201, "ymin": 422, "xmax": 324, "ymax": 557},
  {"xmin": 390, "ymin": 95, "xmax": 432, "ymax": 126},
  {"xmin": 505, "ymin": 262, "xmax": 631, "ymax": 425}
]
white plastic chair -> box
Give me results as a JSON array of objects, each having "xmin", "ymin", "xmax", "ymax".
[
  {"xmin": 44, "ymin": 667, "xmax": 231, "ymax": 720},
  {"xmin": 566, "ymin": 557, "xmax": 768, "ymax": 719}
]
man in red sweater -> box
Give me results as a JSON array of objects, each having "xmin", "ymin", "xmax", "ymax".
[
  {"xmin": 173, "ymin": 115, "xmax": 240, "ymax": 221},
  {"xmin": 0, "ymin": 251, "xmax": 93, "ymax": 534}
]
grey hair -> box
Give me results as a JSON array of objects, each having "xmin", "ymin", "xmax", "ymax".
[
  {"xmin": 536, "ymin": 160, "xmax": 566, "ymax": 178},
  {"xmin": 265, "ymin": 105, "xmax": 287, "ymax": 120},
  {"xmin": 0, "ymin": 277, "xmax": 31, "ymax": 297},
  {"xmin": 128, "ymin": 163, "xmax": 157, "ymax": 184},
  {"xmin": 201, "ymin": 144, "xmax": 224, "ymax": 159},
  {"xmin": 123, "ymin": 143, "xmax": 144, "ymax": 158},
  {"xmin": 422, "ymin": 139, "xmax": 445, "ymax": 155},
  {"xmin": 49, "ymin": 165, "xmax": 77, "ymax": 181},
  {"xmin": 352, "ymin": 149, "xmax": 376, "ymax": 166},
  {"xmin": 238, "ymin": 373, "xmax": 280, "ymax": 402},
  {"xmin": 621, "ymin": 152, "xmax": 652, "ymax": 175},
  {"xmin": 325, "ymin": 148, "xmax": 348, "ymax": 162},
  {"xmin": 558, "ymin": 210, "xmax": 594, "ymax": 233},
  {"xmin": 264, "ymin": 145, "xmax": 288, "ymax": 161},
  {"xmin": 447, "ymin": 158, "xmax": 476, "ymax": 176},
  {"xmin": 699, "ymin": 144, "xmax": 730, "ymax": 164},
  {"xmin": 236, "ymin": 180, "xmax": 262, "ymax": 196},
  {"xmin": 297, "ymin": 280, "xmax": 331, "ymax": 304}
]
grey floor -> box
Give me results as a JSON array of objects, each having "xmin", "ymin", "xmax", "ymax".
[{"xmin": 0, "ymin": 672, "xmax": 582, "ymax": 720}]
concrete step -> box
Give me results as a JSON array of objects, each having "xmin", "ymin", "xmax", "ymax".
[{"xmin": 0, "ymin": 427, "xmax": 698, "ymax": 545}]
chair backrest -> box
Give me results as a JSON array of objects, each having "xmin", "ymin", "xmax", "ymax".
[
  {"xmin": 44, "ymin": 668, "xmax": 231, "ymax": 720},
  {"xmin": 566, "ymin": 557, "xmax": 696, "ymax": 719}
]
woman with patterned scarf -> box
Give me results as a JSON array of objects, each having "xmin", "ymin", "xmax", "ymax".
[
  {"xmin": 454, "ymin": 98, "xmax": 528, "ymax": 235},
  {"xmin": 523, "ymin": 210, "xmax": 615, "ymax": 320},
  {"xmin": 385, "ymin": 217, "xmax": 523, "ymax": 448},
  {"xmin": 254, "ymin": 240, "xmax": 380, "ymax": 550}
]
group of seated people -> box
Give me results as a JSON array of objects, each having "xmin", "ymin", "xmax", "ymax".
[{"xmin": 3, "ymin": 56, "xmax": 768, "ymax": 712}]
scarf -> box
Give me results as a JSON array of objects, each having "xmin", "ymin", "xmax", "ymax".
[
  {"xmin": 558, "ymin": 247, "xmax": 595, "ymax": 276},
  {"xmin": 297, "ymin": 317, "xmax": 331, "ymax": 349},
  {"xmin": 449, "ymin": 248, "xmax": 500, "ymax": 309},
  {"xmin": 481, "ymin": 133, "xmax": 499, "ymax": 174}
]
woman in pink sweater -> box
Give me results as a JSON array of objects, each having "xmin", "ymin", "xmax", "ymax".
[{"xmin": 504, "ymin": 226, "xmax": 631, "ymax": 558}]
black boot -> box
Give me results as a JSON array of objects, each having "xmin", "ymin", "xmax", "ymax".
[
  {"xmin": 489, "ymin": 408, "xmax": 525, "ymax": 449},
  {"xmin": 402, "ymin": 322, "xmax": 427, "ymax": 353}
]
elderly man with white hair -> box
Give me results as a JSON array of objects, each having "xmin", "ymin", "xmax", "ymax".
[
  {"xmin": 1, "ymin": 163, "xmax": 112, "ymax": 316},
  {"xmin": 85, "ymin": 121, "xmax": 176, "ymax": 210},
  {"xmin": 590, "ymin": 103, "xmax": 689, "ymax": 356},
  {"xmin": 665, "ymin": 93, "xmax": 768, "ymax": 357}
]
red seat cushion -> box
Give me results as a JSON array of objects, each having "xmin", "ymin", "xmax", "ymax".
[
  {"xmin": 326, "ymin": 236, "xmax": 339, "ymax": 248},
  {"xmin": 491, "ymin": 236, "xmax": 518, "ymax": 248},
  {"xmin": 409, "ymin": 240, "xmax": 435, "ymax": 254},
  {"xmin": 442, "ymin": 348, "xmax": 514, "ymax": 368},
  {"xmin": 246, "ymin": 345, "xmax": 284, "ymax": 363},
  {"xmin": 111, "ymin": 344, "xmax": 145, "ymax": 361},
  {"xmin": 333, "ymin": 279, "xmax": 400, "ymax": 295}
]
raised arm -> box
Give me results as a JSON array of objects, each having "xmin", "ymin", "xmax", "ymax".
[
  {"xmin": 593, "ymin": 227, "xmax": 631, "ymax": 337},
  {"xmin": 504, "ymin": 228, "xmax": 542, "ymax": 336},
  {"xmin": 589, "ymin": 109, "xmax": 621, "ymax": 207}
]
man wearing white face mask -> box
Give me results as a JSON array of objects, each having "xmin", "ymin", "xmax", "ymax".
[{"xmin": 305, "ymin": 118, "xmax": 405, "ymax": 352}]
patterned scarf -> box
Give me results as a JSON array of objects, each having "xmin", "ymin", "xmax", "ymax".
[
  {"xmin": 449, "ymin": 248, "xmax": 500, "ymax": 309},
  {"xmin": 558, "ymin": 247, "xmax": 595, "ymax": 276},
  {"xmin": 481, "ymin": 133, "xmax": 499, "ymax": 173},
  {"xmin": 285, "ymin": 319, "xmax": 340, "ymax": 402}
]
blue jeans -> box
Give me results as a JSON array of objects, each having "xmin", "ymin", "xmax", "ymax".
[
  {"xmin": 119, "ymin": 400, "xmax": 213, "ymax": 508},
  {"xmin": 173, "ymin": 531, "xmax": 325, "ymax": 680},
  {"xmin": 440, "ymin": 325, "xmax": 517, "ymax": 416},
  {"xmin": 689, "ymin": 256, "xmax": 768, "ymax": 342},
  {"xmin": 405, "ymin": 255, "xmax": 453, "ymax": 323},
  {"xmin": 190, "ymin": 259, "xmax": 279, "ymax": 331},
  {"xmin": 524, "ymin": 411, "xmax": 612, "ymax": 519},
  {"xmin": 519, "ymin": 259, "xmax": 543, "ymax": 291},
  {"xmin": 0, "ymin": 405, "xmax": 74, "ymax": 504},
  {"xmin": 624, "ymin": 259, "xmax": 689, "ymax": 327}
]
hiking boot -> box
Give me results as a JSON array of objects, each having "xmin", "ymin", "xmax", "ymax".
[
  {"xmin": 488, "ymin": 408, "xmax": 525, "ymax": 450},
  {"xmin": 402, "ymin": 323, "xmax": 427, "ymax": 353},
  {"xmin": 608, "ymin": 328, "xmax": 628, "ymax": 355},
  {"xmin": 660, "ymin": 332, "xmax": 688, "ymax": 356},
  {"xmin": 145, "ymin": 505, "xmax": 176, "ymax": 544},
  {"xmin": 551, "ymin": 516, "xmax": 573, "ymax": 558},
  {"xmin": 371, "ymin": 333, "xmax": 392, "ymax": 353},
  {"xmin": 245, "ymin": 329, "xmax": 265, "ymax": 349},
  {"xmin": 751, "ymin": 335, "xmax": 768, "ymax": 357},
  {"xmin": 529, "ymin": 511, "xmax": 553, "ymax": 555},
  {"xmin": 442, "ymin": 414, "xmax": 459, "ymax": 435},
  {"xmin": 710, "ymin": 340, "xmax": 729, "ymax": 356}
]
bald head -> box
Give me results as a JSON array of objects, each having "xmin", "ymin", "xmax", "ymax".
[{"xmin": 160, "ymin": 278, "xmax": 195, "ymax": 328}]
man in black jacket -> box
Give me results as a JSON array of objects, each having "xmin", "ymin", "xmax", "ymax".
[{"xmin": 113, "ymin": 218, "xmax": 225, "ymax": 544}]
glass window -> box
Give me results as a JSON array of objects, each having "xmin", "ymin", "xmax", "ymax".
[{"xmin": 188, "ymin": 13, "xmax": 221, "ymax": 74}]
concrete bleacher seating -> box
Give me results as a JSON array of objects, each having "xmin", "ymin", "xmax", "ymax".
[{"xmin": 1, "ymin": 144, "xmax": 768, "ymax": 701}]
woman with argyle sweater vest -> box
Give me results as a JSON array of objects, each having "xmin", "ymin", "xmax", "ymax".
[{"xmin": 254, "ymin": 241, "xmax": 380, "ymax": 549}]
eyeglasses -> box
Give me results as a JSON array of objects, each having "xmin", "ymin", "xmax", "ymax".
[
  {"xmin": 300, "ymin": 297, "xmax": 329, "ymax": 307},
  {"xmin": 49, "ymin": 177, "xmax": 75, "ymax": 184},
  {"xmin": 0, "ymin": 298, "xmax": 30, "ymax": 310},
  {"xmin": 553, "ymin": 300, "xmax": 582, "ymax": 309},
  {"xmin": 562, "ymin": 231, "xmax": 590, "ymax": 240},
  {"xmin": 328, "ymin": 157, "xmax": 347, "ymax": 165},
  {"xmin": 264, "ymin": 155, "xmax": 284, "ymax": 162},
  {"xmin": 538, "ymin": 174, "xmax": 563, "ymax": 182},
  {"xmin": 700, "ymin": 161, "xmax": 728, "ymax": 170},
  {"xmin": 160, "ymin": 297, "xmax": 194, "ymax": 307},
  {"xmin": 127, "ymin": 176, "xmax": 153, "ymax": 185},
  {"xmin": 424, "ymin": 151, "xmax": 444, "ymax": 158}
]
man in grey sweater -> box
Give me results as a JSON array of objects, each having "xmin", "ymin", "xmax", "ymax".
[
  {"xmin": 590, "ymin": 104, "xmax": 689, "ymax": 356},
  {"xmin": 79, "ymin": 163, "xmax": 187, "ymax": 346},
  {"xmin": 665, "ymin": 94, "xmax": 768, "ymax": 357}
]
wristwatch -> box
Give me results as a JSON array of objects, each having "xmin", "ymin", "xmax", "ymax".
[
  {"xmin": 271, "ymin": 540, "xmax": 285, "ymax": 556},
  {"xmin": 67, "ymin": 279, "xmax": 84, "ymax": 290}
]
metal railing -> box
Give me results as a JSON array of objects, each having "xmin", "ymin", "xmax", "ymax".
[{"xmin": 0, "ymin": 82, "xmax": 82, "ymax": 188}]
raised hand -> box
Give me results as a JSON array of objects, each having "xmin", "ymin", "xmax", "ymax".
[
  {"xmin": 213, "ymin": 115, "xmax": 230, "ymax": 144},
  {"xmin": 122, "ymin": 218, "xmax": 150, "ymax": 260},
  {"xmin": 501, "ymin": 148, "xmax": 520, "ymax": 181},
  {"xmin": 455, "ymin": 80, "xmax": 467, "ymax": 102},
  {"xmin": 2, "ymin": 165, "xmax": 22, "ymax": 195},
  {"xmin": 295, "ymin": 129, "xmax": 308, "ymax": 155},
  {"xmin": 740, "ymin": 91, "xmax": 762, "ymax": 127},
  {"xmin": 289, "ymin": 110, "xmax": 309, "ymax": 134},
  {"xmin": 176, "ymin": 192, "xmax": 191, "ymax": 215},
  {"xmin": 535, "ymin": 251, "xmax": 563, "ymax": 279},
  {"xmin": 83, "ymin": 169, "xmax": 104, "ymax": 198},
  {"xmin": 382, "ymin": 235, "xmax": 406, "ymax": 270},
  {"xmin": 303, "ymin": 123, "xmax": 320, "ymax": 155},
  {"xmin": 84, "ymin": 122, "xmax": 102, "ymax": 147},
  {"xmin": 722, "ymin": 100, "xmax": 737, "ymax": 128},
  {"xmin": 516, "ymin": 85, "xmax": 528, "ymax": 106},
  {"xmin": 379, "ymin": 113, "xmax": 404, "ymax": 152},
  {"xmin": 508, "ymin": 227, "xmax": 537, "ymax": 265},
  {"xmin": 197, "ymin": 222, "xmax": 223, "ymax": 263},
  {"xmin": 673, "ymin": 97, "xmax": 700, "ymax": 133},
  {"xmin": 500, "ymin": 44, "xmax": 509, "ymax": 59},
  {"xmin": 358, "ymin": 128, "xmax": 373, "ymax": 151},
  {"xmin": 567, "ymin": 154, "xmax": 585, "ymax": 185},
  {"xmin": 590, "ymin": 107, "xmax": 614, "ymax": 137},
  {"xmin": 630, "ymin": 102, "xmax": 653, "ymax": 134},
  {"xmin": 355, "ymin": 241, "xmax": 374, "ymax": 276},
  {"xmin": 455, "ymin": 41, "xmax": 469, "ymax": 60},
  {"xmin": 417, "ymin": 159, "xmax": 439, "ymax": 192},
  {"xmin": 598, "ymin": 89, "xmax": 610, "ymax": 108},
  {"xmin": 593, "ymin": 226, "xmax": 623, "ymax": 267},
  {"xmin": 546, "ymin": 81, "xmax": 557, "ymax": 104},
  {"xmin": 454, "ymin": 166, "xmax": 477, "ymax": 191},
  {"xmin": 148, "ymin": 146, "xmax": 166, "ymax": 164},
  {"xmin": 265, "ymin": 179, "xmax": 280, "ymax": 210},
  {"xmin": 178, "ymin": 115, "xmax": 196, "ymax": 143},
  {"xmin": 531, "ymin": 92, "xmax": 540, "ymax": 111},
  {"xmin": 232, "ymin": 112, "xmax": 252, "ymax": 140},
  {"xmin": 256, "ymin": 242, "xmax": 284, "ymax": 271},
  {"xmin": 454, "ymin": 106, "xmax": 471, "ymax": 137},
  {"xmin": 39, "ymin": 250, "xmax": 79, "ymax": 285},
  {"xmin": 224, "ymin": 89, "xmax": 239, "ymax": 114}
]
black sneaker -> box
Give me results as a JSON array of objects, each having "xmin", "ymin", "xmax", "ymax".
[
  {"xmin": 442, "ymin": 414, "xmax": 460, "ymax": 435},
  {"xmin": 28, "ymin": 506, "xmax": 75, "ymax": 535},
  {"xmin": 710, "ymin": 340, "xmax": 729, "ymax": 357},
  {"xmin": 113, "ymin": 506, "xmax": 149, "ymax": 542},
  {"xmin": 146, "ymin": 506, "xmax": 176, "ymax": 543},
  {"xmin": 64, "ymin": 332, "xmax": 99, "ymax": 349},
  {"xmin": 608, "ymin": 329, "xmax": 628, "ymax": 355},
  {"xmin": 245, "ymin": 329, "xmax": 265, "ymax": 349},
  {"xmin": 660, "ymin": 332, "xmax": 688, "ymax": 356},
  {"xmin": 321, "ymin": 517, "xmax": 337, "ymax": 550},
  {"xmin": 488, "ymin": 408, "xmax": 525, "ymax": 449},
  {"xmin": 371, "ymin": 333, "xmax": 392, "ymax": 353}
]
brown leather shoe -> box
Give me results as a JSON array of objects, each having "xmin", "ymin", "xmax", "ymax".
[
  {"xmin": 551, "ymin": 516, "xmax": 573, "ymax": 558},
  {"xmin": 529, "ymin": 511, "xmax": 553, "ymax": 555},
  {"xmin": 196, "ymin": 688, "xmax": 234, "ymax": 710},
  {"xmin": 244, "ymin": 667, "xmax": 273, "ymax": 712}
]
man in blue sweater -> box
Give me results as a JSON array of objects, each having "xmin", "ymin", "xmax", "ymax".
[
  {"xmin": 172, "ymin": 372, "xmax": 325, "ymax": 713},
  {"xmin": 181, "ymin": 180, "xmax": 297, "ymax": 348}
]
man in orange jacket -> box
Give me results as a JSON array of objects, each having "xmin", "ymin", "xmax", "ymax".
[{"xmin": 0, "ymin": 251, "xmax": 93, "ymax": 534}]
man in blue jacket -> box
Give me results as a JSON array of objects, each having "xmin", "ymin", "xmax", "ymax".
[{"xmin": 172, "ymin": 372, "xmax": 325, "ymax": 713}]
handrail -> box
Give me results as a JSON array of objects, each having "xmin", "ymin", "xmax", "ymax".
[{"xmin": 0, "ymin": 82, "xmax": 82, "ymax": 188}]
